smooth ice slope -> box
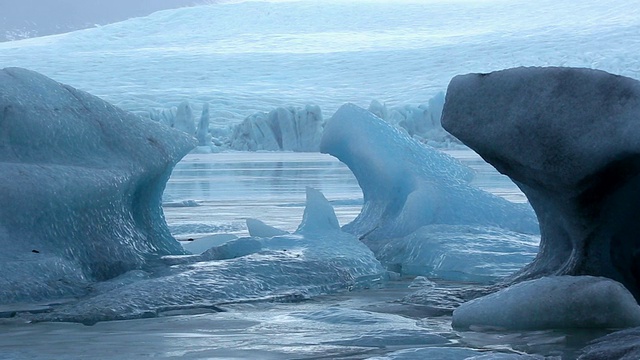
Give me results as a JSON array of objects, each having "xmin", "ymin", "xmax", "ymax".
[
  {"xmin": 33, "ymin": 188, "xmax": 385, "ymax": 323},
  {"xmin": 452, "ymin": 276, "xmax": 640, "ymax": 330},
  {"xmin": 0, "ymin": 67, "xmax": 195, "ymax": 303},
  {"xmin": 320, "ymin": 103, "xmax": 538, "ymax": 243},
  {"xmin": 442, "ymin": 67, "xmax": 640, "ymax": 301}
]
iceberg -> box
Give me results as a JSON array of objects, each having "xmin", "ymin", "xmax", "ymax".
[
  {"xmin": 442, "ymin": 67, "xmax": 640, "ymax": 301},
  {"xmin": 320, "ymin": 103, "xmax": 539, "ymax": 244},
  {"xmin": 452, "ymin": 276, "xmax": 640, "ymax": 330},
  {"xmin": 30, "ymin": 187, "xmax": 385, "ymax": 323},
  {"xmin": 0, "ymin": 67, "xmax": 195, "ymax": 303}
]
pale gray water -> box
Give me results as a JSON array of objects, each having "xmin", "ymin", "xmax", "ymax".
[{"xmin": 163, "ymin": 150, "xmax": 525, "ymax": 239}]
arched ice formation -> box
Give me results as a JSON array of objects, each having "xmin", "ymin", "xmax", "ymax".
[
  {"xmin": 0, "ymin": 67, "xmax": 195, "ymax": 303},
  {"xmin": 442, "ymin": 67, "xmax": 640, "ymax": 301}
]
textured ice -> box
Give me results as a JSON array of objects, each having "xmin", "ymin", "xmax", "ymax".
[
  {"xmin": 230, "ymin": 105, "xmax": 323, "ymax": 152},
  {"xmin": 320, "ymin": 103, "xmax": 539, "ymax": 244},
  {"xmin": 0, "ymin": 67, "xmax": 195, "ymax": 303},
  {"xmin": 368, "ymin": 92, "xmax": 456, "ymax": 146},
  {"xmin": 196, "ymin": 102, "xmax": 211, "ymax": 146},
  {"xmin": 375, "ymin": 225, "xmax": 539, "ymax": 282},
  {"xmin": 33, "ymin": 187, "xmax": 385, "ymax": 323},
  {"xmin": 180, "ymin": 234, "xmax": 238, "ymax": 255},
  {"xmin": 452, "ymin": 276, "xmax": 640, "ymax": 330},
  {"xmin": 367, "ymin": 347, "xmax": 482, "ymax": 360},
  {"xmin": 578, "ymin": 326, "xmax": 640, "ymax": 360},
  {"xmin": 442, "ymin": 67, "xmax": 640, "ymax": 301},
  {"xmin": 174, "ymin": 100, "xmax": 196, "ymax": 135},
  {"xmin": 246, "ymin": 218, "xmax": 289, "ymax": 238},
  {"xmin": 2, "ymin": 0, "xmax": 638, "ymax": 121}
]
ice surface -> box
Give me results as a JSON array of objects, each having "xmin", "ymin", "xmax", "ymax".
[
  {"xmin": 442, "ymin": 67, "xmax": 640, "ymax": 301},
  {"xmin": 452, "ymin": 276, "xmax": 640, "ymax": 330},
  {"xmin": 246, "ymin": 218, "xmax": 288, "ymax": 238},
  {"xmin": 230, "ymin": 105, "xmax": 323, "ymax": 152},
  {"xmin": 196, "ymin": 102, "xmax": 210, "ymax": 146},
  {"xmin": 180, "ymin": 234, "xmax": 238, "ymax": 254},
  {"xmin": 366, "ymin": 347, "xmax": 482, "ymax": 360},
  {"xmin": 173, "ymin": 100, "xmax": 196, "ymax": 135},
  {"xmin": 578, "ymin": 326, "xmax": 640, "ymax": 360},
  {"xmin": 321, "ymin": 103, "xmax": 539, "ymax": 244},
  {"xmin": 1, "ymin": 0, "xmax": 638, "ymax": 121},
  {"xmin": 0, "ymin": 67, "xmax": 195, "ymax": 303},
  {"xmin": 376, "ymin": 225, "xmax": 539, "ymax": 282},
  {"xmin": 368, "ymin": 92, "xmax": 456, "ymax": 146},
  {"xmin": 33, "ymin": 187, "xmax": 385, "ymax": 323}
]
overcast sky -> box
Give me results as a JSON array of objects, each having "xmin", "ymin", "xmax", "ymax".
[{"xmin": 0, "ymin": 0, "xmax": 212, "ymax": 41}]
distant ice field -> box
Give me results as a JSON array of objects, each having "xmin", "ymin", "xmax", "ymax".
[{"xmin": 0, "ymin": 0, "xmax": 638, "ymax": 120}]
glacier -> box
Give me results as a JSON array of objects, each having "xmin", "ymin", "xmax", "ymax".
[
  {"xmin": 442, "ymin": 67, "xmax": 640, "ymax": 301},
  {"xmin": 141, "ymin": 94, "xmax": 454, "ymax": 153},
  {"xmin": 0, "ymin": 67, "xmax": 195, "ymax": 303}
]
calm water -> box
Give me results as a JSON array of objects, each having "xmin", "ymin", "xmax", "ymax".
[{"xmin": 163, "ymin": 150, "xmax": 526, "ymax": 239}]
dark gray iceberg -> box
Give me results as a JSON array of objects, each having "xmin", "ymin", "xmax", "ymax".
[
  {"xmin": 0, "ymin": 68, "xmax": 195, "ymax": 303},
  {"xmin": 442, "ymin": 67, "xmax": 640, "ymax": 301}
]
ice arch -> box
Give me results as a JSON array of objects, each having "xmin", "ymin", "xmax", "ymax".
[
  {"xmin": 320, "ymin": 103, "xmax": 538, "ymax": 243},
  {"xmin": 442, "ymin": 66, "xmax": 640, "ymax": 301},
  {"xmin": 0, "ymin": 68, "xmax": 195, "ymax": 302}
]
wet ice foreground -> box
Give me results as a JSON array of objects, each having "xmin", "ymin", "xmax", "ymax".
[{"xmin": 0, "ymin": 151, "xmax": 605, "ymax": 359}]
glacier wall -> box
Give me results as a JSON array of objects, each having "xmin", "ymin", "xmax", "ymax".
[
  {"xmin": 442, "ymin": 66, "xmax": 640, "ymax": 302},
  {"xmin": 0, "ymin": 67, "xmax": 195, "ymax": 303},
  {"xmin": 137, "ymin": 92, "xmax": 455, "ymax": 153}
]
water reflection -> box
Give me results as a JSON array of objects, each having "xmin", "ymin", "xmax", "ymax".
[{"xmin": 163, "ymin": 150, "xmax": 525, "ymax": 238}]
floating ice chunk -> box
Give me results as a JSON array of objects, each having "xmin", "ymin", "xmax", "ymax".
[
  {"xmin": 201, "ymin": 238, "xmax": 263, "ymax": 260},
  {"xmin": 0, "ymin": 67, "xmax": 195, "ymax": 303},
  {"xmin": 180, "ymin": 233, "xmax": 238, "ymax": 254},
  {"xmin": 162, "ymin": 199, "xmax": 199, "ymax": 207},
  {"xmin": 246, "ymin": 218, "xmax": 288, "ymax": 238},
  {"xmin": 376, "ymin": 225, "xmax": 539, "ymax": 282},
  {"xmin": 320, "ymin": 103, "xmax": 538, "ymax": 243},
  {"xmin": 296, "ymin": 187, "xmax": 341, "ymax": 234},
  {"xmin": 452, "ymin": 276, "xmax": 640, "ymax": 330},
  {"xmin": 441, "ymin": 67, "xmax": 640, "ymax": 300}
]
